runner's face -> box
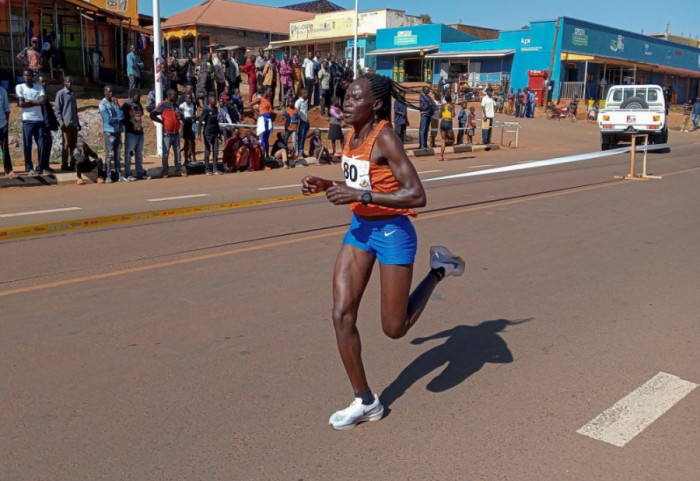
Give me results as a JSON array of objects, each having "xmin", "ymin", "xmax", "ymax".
[{"xmin": 343, "ymin": 78, "xmax": 375, "ymax": 125}]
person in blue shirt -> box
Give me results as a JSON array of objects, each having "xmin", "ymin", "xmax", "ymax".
[
  {"xmin": 691, "ymin": 97, "xmax": 700, "ymax": 132},
  {"xmin": 98, "ymin": 85, "xmax": 125, "ymax": 182},
  {"xmin": 457, "ymin": 101, "xmax": 468, "ymax": 144},
  {"xmin": 126, "ymin": 45, "xmax": 144, "ymax": 91},
  {"xmin": 418, "ymin": 86, "xmax": 433, "ymax": 149},
  {"xmin": 393, "ymin": 97, "xmax": 408, "ymax": 142}
]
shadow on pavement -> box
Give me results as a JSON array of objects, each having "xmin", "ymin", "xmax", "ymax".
[{"xmin": 380, "ymin": 318, "xmax": 534, "ymax": 411}]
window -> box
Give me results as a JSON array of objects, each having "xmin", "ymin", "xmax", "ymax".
[
  {"xmin": 647, "ymin": 89, "xmax": 658, "ymax": 101},
  {"xmin": 237, "ymin": 30, "xmax": 247, "ymax": 37}
]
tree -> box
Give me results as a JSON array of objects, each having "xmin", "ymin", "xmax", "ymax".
[{"xmin": 419, "ymin": 13, "xmax": 432, "ymax": 24}]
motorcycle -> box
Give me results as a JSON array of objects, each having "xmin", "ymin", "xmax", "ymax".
[
  {"xmin": 546, "ymin": 103, "xmax": 577, "ymax": 122},
  {"xmin": 459, "ymin": 87, "xmax": 480, "ymax": 102}
]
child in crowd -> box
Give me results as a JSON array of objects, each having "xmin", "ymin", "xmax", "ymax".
[
  {"xmin": 328, "ymin": 97, "xmax": 344, "ymax": 156},
  {"xmin": 73, "ymin": 139, "xmax": 105, "ymax": 185},
  {"xmin": 284, "ymin": 97, "xmax": 299, "ymax": 154},
  {"xmin": 242, "ymin": 131, "xmax": 264, "ymax": 171},
  {"xmin": 466, "ymin": 106, "xmax": 476, "ymax": 145},
  {"xmin": 179, "ymin": 92, "xmax": 197, "ymax": 163},
  {"xmin": 197, "ymin": 93, "xmax": 223, "ymax": 175},
  {"xmin": 457, "ymin": 100, "xmax": 468, "ymax": 145},
  {"xmin": 308, "ymin": 128, "xmax": 333, "ymax": 164}
]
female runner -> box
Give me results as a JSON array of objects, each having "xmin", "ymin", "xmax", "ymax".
[{"xmin": 301, "ymin": 74, "xmax": 465, "ymax": 430}]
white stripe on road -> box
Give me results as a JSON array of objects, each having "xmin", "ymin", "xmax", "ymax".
[
  {"xmin": 258, "ymin": 184, "xmax": 302, "ymax": 191},
  {"xmin": 417, "ymin": 170, "xmax": 443, "ymax": 174},
  {"xmin": 146, "ymin": 194, "xmax": 210, "ymax": 202},
  {"xmin": 577, "ymin": 372, "xmax": 697, "ymax": 447},
  {"xmin": 470, "ymin": 164, "xmax": 495, "ymax": 168},
  {"xmin": 0, "ymin": 207, "xmax": 82, "ymax": 218}
]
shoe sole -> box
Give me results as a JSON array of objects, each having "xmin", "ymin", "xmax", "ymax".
[
  {"xmin": 330, "ymin": 406, "xmax": 384, "ymax": 430},
  {"xmin": 430, "ymin": 246, "xmax": 466, "ymax": 277}
]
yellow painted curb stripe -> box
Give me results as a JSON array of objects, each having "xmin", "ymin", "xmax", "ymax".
[{"xmin": 0, "ymin": 193, "xmax": 313, "ymax": 242}]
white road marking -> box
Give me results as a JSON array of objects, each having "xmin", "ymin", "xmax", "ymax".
[
  {"xmin": 146, "ymin": 194, "xmax": 210, "ymax": 202},
  {"xmin": 577, "ymin": 372, "xmax": 697, "ymax": 447},
  {"xmin": 257, "ymin": 184, "xmax": 302, "ymax": 191},
  {"xmin": 0, "ymin": 207, "xmax": 82, "ymax": 218},
  {"xmin": 470, "ymin": 164, "xmax": 495, "ymax": 168},
  {"xmin": 417, "ymin": 170, "xmax": 443, "ymax": 174},
  {"xmin": 425, "ymin": 144, "xmax": 668, "ymax": 182}
]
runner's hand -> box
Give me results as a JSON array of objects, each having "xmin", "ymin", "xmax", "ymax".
[
  {"xmin": 301, "ymin": 176, "xmax": 331, "ymax": 195},
  {"xmin": 325, "ymin": 183, "xmax": 359, "ymax": 205}
]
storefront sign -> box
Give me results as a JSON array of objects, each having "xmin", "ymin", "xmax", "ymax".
[
  {"xmin": 520, "ymin": 35, "xmax": 542, "ymax": 52},
  {"xmin": 572, "ymin": 28, "xmax": 588, "ymax": 47},
  {"xmin": 610, "ymin": 35, "xmax": 625, "ymax": 53},
  {"xmin": 642, "ymin": 43, "xmax": 653, "ymax": 56},
  {"xmin": 289, "ymin": 10, "xmax": 387, "ymax": 41},
  {"xmin": 394, "ymin": 30, "xmax": 418, "ymax": 46}
]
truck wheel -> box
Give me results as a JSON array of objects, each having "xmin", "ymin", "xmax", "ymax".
[
  {"xmin": 654, "ymin": 128, "xmax": 670, "ymax": 153},
  {"xmin": 620, "ymin": 96, "xmax": 649, "ymax": 110},
  {"xmin": 601, "ymin": 142, "xmax": 610, "ymax": 151}
]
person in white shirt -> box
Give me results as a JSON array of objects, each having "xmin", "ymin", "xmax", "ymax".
[
  {"xmin": 481, "ymin": 87, "xmax": 495, "ymax": 145},
  {"xmin": 302, "ymin": 52, "xmax": 316, "ymax": 105},
  {"xmin": 294, "ymin": 89, "xmax": 310, "ymax": 157},
  {"xmin": 15, "ymin": 69, "xmax": 47, "ymax": 175}
]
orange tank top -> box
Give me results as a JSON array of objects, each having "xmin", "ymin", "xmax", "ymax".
[
  {"xmin": 259, "ymin": 97, "xmax": 272, "ymax": 115},
  {"xmin": 342, "ymin": 120, "xmax": 417, "ymax": 218}
]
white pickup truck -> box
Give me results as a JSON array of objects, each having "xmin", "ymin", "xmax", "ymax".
[{"xmin": 598, "ymin": 84, "xmax": 668, "ymax": 151}]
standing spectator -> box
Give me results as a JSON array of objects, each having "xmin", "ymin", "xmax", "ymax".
[
  {"xmin": 430, "ymin": 90, "xmax": 441, "ymax": 148},
  {"xmin": 466, "ymin": 106, "xmax": 476, "ymax": 145},
  {"xmin": 692, "ymin": 97, "xmax": 700, "ymax": 132},
  {"xmin": 179, "ymin": 92, "xmax": 198, "ymax": 163},
  {"xmin": 213, "ymin": 51, "xmax": 226, "ymax": 97},
  {"xmin": 151, "ymin": 88, "xmax": 186, "ymax": 178},
  {"xmin": 418, "ymin": 86, "xmax": 432, "ymax": 149},
  {"xmin": 199, "ymin": 52, "xmax": 215, "ymax": 98},
  {"xmin": 36, "ymin": 75, "xmax": 58, "ymax": 173},
  {"xmin": 681, "ymin": 98, "xmax": 692, "ymax": 132},
  {"xmin": 481, "ymin": 87, "xmax": 495, "ymax": 145},
  {"xmin": 262, "ymin": 55, "xmax": 279, "ymax": 110},
  {"xmin": 99, "ymin": 84, "xmax": 125, "ymax": 182},
  {"xmin": 122, "ymin": 89, "xmax": 147, "ymax": 181},
  {"xmin": 294, "ymin": 89, "xmax": 310, "ymax": 158},
  {"xmin": 292, "ymin": 49, "xmax": 304, "ymax": 97},
  {"xmin": 168, "ymin": 50, "xmax": 181, "ymax": 92},
  {"xmin": 231, "ymin": 87, "xmax": 244, "ymax": 112},
  {"xmin": 225, "ymin": 51, "xmax": 240, "ymax": 91},
  {"xmin": 126, "ymin": 45, "xmax": 144, "ymax": 90},
  {"xmin": 393, "ymin": 96, "xmax": 408, "ymax": 143},
  {"xmin": 456, "ymin": 100, "xmax": 467, "ymax": 145},
  {"xmin": 284, "ymin": 97, "xmax": 299, "ymax": 155},
  {"xmin": 318, "ymin": 60, "xmax": 331, "ymax": 117},
  {"xmin": 73, "ymin": 140, "xmax": 105, "ymax": 185},
  {"xmin": 330, "ymin": 56, "xmax": 345, "ymax": 106},
  {"xmin": 526, "ymin": 88, "xmax": 536, "ymax": 118},
  {"xmin": 505, "ymin": 88, "xmax": 515, "ymax": 116},
  {"xmin": 250, "ymin": 86, "xmax": 273, "ymax": 157},
  {"xmin": 278, "ymin": 53, "xmax": 293, "ymax": 105},
  {"xmin": 16, "ymin": 69, "xmax": 46, "ymax": 175},
  {"xmin": 0, "ymin": 83, "xmax": 14, "ymax": 178},
  {"xmin": 328, "ymin": 97, "xmax": 344, "ymax": 156},
  {"xmin": 302, "ymin": 52, "xmax": 315, "ymax": 106},
  {"xmin": 197, "ymin": 93, "xmax": 222, "ymax": 175},
  {"xmin": 181, "ymin": 51, "xmax": 197, "ymax": 88},
  {"xmin": 438, "ymin": 93, "xmax": 455, "ymax": 161},
  {"xmin": 254, "ymin": 49, "xmax": 266, "ymax": 88},
  {"xmin": 514, "ymin": 88, "xmax": 522, "ymax": 118},
  {"xmin": 16, "ymin": 37, "xmax": 43, "ymax": 78},
  {"xmin": 54, "ymin": 76, "xmax": 81, "ymax": 171},
  {"xmin": 240, "ymin": 55, "xmax": 257, "ymax": 103}
]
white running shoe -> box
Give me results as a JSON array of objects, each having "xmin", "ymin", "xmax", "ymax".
[
  {"xmin": 329, "ymin": 394, "xmax": 384, "ymax": 430},
  {"xmin": 430, "ymin": 246, "xmax": 465, "ymax": 277}
]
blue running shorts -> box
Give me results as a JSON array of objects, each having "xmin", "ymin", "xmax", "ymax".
[{"xmin": 343, "ymin": 214, "xmax": 417, "ymax": 265}]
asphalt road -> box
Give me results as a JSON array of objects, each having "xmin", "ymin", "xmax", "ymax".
[{"xmin": 1, "ymin": 119, "xmax": 699, "ymax": 480}]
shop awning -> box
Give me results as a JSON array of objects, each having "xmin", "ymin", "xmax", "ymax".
[
  {"xmin": 424, "ymin": 49, "xmax": 515, "ymax": 59},
  {"xmin": 270, "ymin": 34, "xmax": 371, "ymax": 48},
  {"xmin": 365, "ymin": 45, "xmax": 439, "ymax": 56}
]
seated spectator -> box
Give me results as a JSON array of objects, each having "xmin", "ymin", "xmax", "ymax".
[
  {"xmin": 308, "ymin": 128, "xmax": 334, "ymax": 164},
  {"xmin": 241, "ymin": 131, "xmax": 264, "ymax": 171},
  {"xmin": 222, "ymin": 127, "xmax": 247, "ymax": 172},
  {"xmin": 73, "ymin": 139, "xmax": 105, "ymax": 184}
]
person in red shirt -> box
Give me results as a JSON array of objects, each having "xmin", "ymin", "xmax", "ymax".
[
  {"xmin": 150, "ymin": 88, "xmax": 186, "ymax": 178},
  {"xmin": 240, "ymin": 55, "xmax": 257, "ymax": 103},
  {"xmin": 301, "ymin": 74, "xmax": 465, "ymax": 430}
]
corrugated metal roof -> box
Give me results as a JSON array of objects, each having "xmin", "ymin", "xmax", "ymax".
[{"xmin": 161, "ymin": 0, "xmax": 315, "ymax": 34}]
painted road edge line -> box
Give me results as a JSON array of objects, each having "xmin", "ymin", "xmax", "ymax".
[
  {"xmin": 0, "ymin": 207, "xmax": 82, "ymax": 218},
  {"xmin": 257, "ymin": 184, "xmax": 302, "ymax": 191},
  {"xmin": 577, "ymin": 371, "xmax": 698, "ymax": 447},
  {"xmin": 146, "ymin": 194, "xmax": 210, "ymax": 202}
]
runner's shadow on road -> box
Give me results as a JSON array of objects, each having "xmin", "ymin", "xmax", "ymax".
[{"xmin": 380, "ymin": 318, "xmax": 534, "ymax": 412}]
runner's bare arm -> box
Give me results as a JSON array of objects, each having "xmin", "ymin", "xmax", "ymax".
[{"xmin": 325, "ymin": 127, "xmax": 426, "ymax": 208}]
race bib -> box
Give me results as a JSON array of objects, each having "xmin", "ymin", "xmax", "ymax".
[{"xmin": 342, "ymin": 155, "xmax": 371, "ymax": 190}]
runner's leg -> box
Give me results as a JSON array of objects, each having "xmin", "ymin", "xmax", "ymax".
[{"xmin": 332, "ymin": 244, "xmax": 376, "ymax": 393}]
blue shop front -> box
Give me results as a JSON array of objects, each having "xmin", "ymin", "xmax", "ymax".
[{"xmin": 369, "ymin": 18, "xmax": 700, "ymax": 104}]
